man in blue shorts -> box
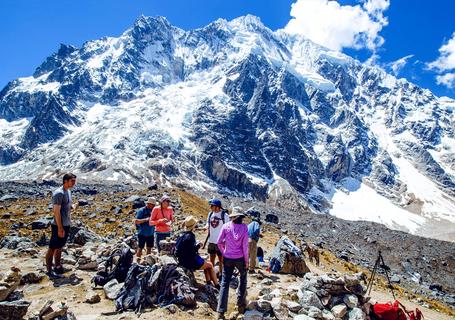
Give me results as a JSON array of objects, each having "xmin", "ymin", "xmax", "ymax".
[
  {"xmin": 134, "ymin": 197, "xmax": 156, "ymax": 261},
  {"xmin": 45, "ymin": 173, "xmax": 77, "ymax": 279}
]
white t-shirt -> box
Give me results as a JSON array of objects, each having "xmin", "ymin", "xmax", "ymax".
[{"xmin": 207, "ymin": 210, "xmax": 230, "ymax": 244}]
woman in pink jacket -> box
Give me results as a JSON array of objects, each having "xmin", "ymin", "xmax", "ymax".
[
  {"xmin": 216, "ymin": 207, "xmax": 249, "ymax": 319},
  {"xmin": 149, "ymin": 195, "xmax": 174, "ymax": 253}
]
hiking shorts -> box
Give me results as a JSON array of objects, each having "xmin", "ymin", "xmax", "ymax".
[
  {"xmin": 137, "ymin": 234, "xmax": 154, "ymax": 249},
  {"xmin": 208, "ymin": 243, "xmax": 222, "ymax": 256},
  {"xmin": 49, "ymin": 224, "xmax": 70, "ymax": 249}
]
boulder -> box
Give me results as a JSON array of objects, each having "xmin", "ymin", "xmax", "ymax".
[
  {"xmin": 85, "ymin": 291, "xmax": 101, "ymax": 304},
  {"xmin": 286, "ymin": 300, "xmax": 302, "ymax": 313},
  {"xmin": 78, "ymin": 199, "xmax": 89, "ymax": 206},
  {"xmin": 256, "ymin": 299, "xmax": 272, "ymax": 313},
  {"xmin": 298, "ymin": 290, "xmax": 324, "ymax": 310},
  {"xmin": 158, "ymin": 255, "xmax": 178, "ymax": 266},
  {"xmin": 294, "ymin": 315, "xmax": 316, "ymax": 320},
  {"xmin": 41, "ymin": 303, "xmax": 68, "ymax": 320},
  {"xmin": 322, "ymin": 310, "xmax": 335, "ymax": 320},
  {"xmin": 348, "ymin": 307, "xmax": 367, "ymax": 320},
  {"xmin": 0, "ymin": 236, "xmax": 35, "ymax": 250},
  {"xmin": 331, "ymin": 304, "xmax": 347, "ymax": 318},
  {"xmin": 31, "ymin": 218, "xmax": 52, "ymax": 230},
  {"xmin": 307, "ymin": 306, "xmax": 322, "ymax": 319},
  {"xmin": 0, "ymin": 300, "xmax": 30, "ymax": 320},
  {"xmin": 72, "ymin": 228, "xmax": 101, "ymax": 246},
  {"xmin": 20, "ymin": 272, "xmax": 44, "ymax": 285},
  {"xmin": 265, "ymin": 214, "xmax": 279, "ymax": 224},
  {"xmin": 0, "ymin": 195, "xmax": 18, "ymax": 202},
  {"xmin": 0, "ymin": 267, "xmax": 21, "ymax": 301},
  {"xmin": 270, "ymin": 236, "xmax": 310, "ymax": 276},
  {"xmin": 343, "ymin": 294, "xmax": 358, "ymax": 308},
  {"xmin": 147, "ymin": 183, "xmax": 158, "ymax": 190},
  {"xmin": 244, "ymin": 310, "xmax": 264, "ymax": 320},
  {"xmin": 103, "ymin": 279, "xmax": 123, "ymax": 300}
]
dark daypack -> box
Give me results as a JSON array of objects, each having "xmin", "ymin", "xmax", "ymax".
[
  {"xmin": 92, "ymin": 247, "xmax": 134, "ymax": 287},
  {"xmin": 174, "ymin": 232, "xmax": 194, "ymax": 261},
  {"xmin": 115, "ymin": 263, "xmax": 159, "ymax": 313}
]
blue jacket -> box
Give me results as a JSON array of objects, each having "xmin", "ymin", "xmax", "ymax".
[
  {"xmin": 136, "ymin": 207, "xmax": 155, "ymax": 237},
  {"xmin": 248, "ymin": 221, "xmax": 261, "ymax": 242}
]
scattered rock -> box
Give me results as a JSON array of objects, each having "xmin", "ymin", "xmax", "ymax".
[
  {"xmin": 0, "ymin": 267, "xmax": 21, "ymax": 301},
  {"xmin": 103, "ymin": 279, "xmax": 122, "ymax": 300},
  {"xmin": 331, "ymin": 304, "xmax": 347, "ymax": 318},
  {"xmin": 78, "ymin": 199, "xmax": 89, "ymax": 206},
  {"xmin": 20, "ymin": 271, "xmax": 44, "ymax": 285},
  {"xmin": 244, "ymin": 309, "xmax": 264, "ymax": 320},
  {"xmin": 298, "ymin": 290, "xmax": 324, "ymax": 310},
  {"xmin": 343, "ymin": 294, "xmax": 359, "ymax": 308},
  {"xmin": 85, "ymin": 291, "xmax": 101, "ymax": 304},
  {"xmin": 0, "ymin": 300, "xmax": 30, "ymax": 320},
  {"xmin": 348, "ymin": 307, "xmax": 367, "ymax": 320},
  {"xmin": 31, "ymin": 217, "xmax": 52, "ymax": 230}
]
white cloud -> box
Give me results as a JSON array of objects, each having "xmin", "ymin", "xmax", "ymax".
[
  {"xmin": 428, "ymin": 32, "xmax": 455, "ymax": 72},
  {"xmin": 284, "ymin": 0, "xmax": 390, "ymax": 51},
  {"xmin": 436, "ymin": 73, "xmax": 455, "ymax": 89},
  {"xmin": 388, "ymin": 54, "xmax": 414, "ymax": 75}
]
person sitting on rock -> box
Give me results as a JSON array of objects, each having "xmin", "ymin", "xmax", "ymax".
[
  {"xmin": 216, "ymin": 207, "xmax": 249, "ymax": 319},
  {"xmin": 149, "ymin": 195, "xmax": 174, "ymax": 253},
  {"xmin": 134, "ymin": 197, "xmax": 156, "ymax": 261},
  {"xmin": 175, "ymin": 215, "xmax": 219, "ymax": 287}
]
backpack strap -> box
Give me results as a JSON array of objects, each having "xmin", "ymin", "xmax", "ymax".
[{"xmin": 207, "ymin": 212, "xmax": 213, "ymax": 237}]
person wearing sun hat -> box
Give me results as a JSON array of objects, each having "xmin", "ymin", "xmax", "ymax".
[
  {"xmin": 175, "ymin": 215, "xmax": 219, "ymax": 287},
  {"xmin": 134, "ymin": 197, "xmax": 156, "ymax": 261},
  {"xmin": 216, "ymin": 207, "xmax": 249, "ymax": 318},
  {"xmin": 149, "ymin": 194, "xmax": 174, "ymax": 253}
]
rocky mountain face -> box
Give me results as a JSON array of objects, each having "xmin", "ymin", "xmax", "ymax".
[{"xmin": 0, "ymin": 15, "xmax": 454, "ymax": 239}]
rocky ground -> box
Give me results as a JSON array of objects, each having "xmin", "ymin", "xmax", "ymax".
[{"xmin": 0, "ymin": 181, "xmax": 454, "ymax": 319}]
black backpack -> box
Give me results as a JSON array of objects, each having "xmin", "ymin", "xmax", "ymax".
[
  {"xmin": 174, "ymin": 232, "xmax": 192, "ymax": 260},
  {"xmin": 92, "ymin": 247, "xmax": 134, "ymax": 287}
]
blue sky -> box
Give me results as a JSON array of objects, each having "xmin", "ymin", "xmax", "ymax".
[{"xmin": 0, "ymin": 0, "xmax": 454, "ymax": 98}]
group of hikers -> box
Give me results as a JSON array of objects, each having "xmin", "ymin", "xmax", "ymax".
[{"xmin": 45, "ymin": 173, "xmax": 264, "ymax": 319}]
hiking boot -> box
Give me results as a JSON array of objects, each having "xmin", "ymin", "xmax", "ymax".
[
  {"xmin": 248, "ymin": 269, "xmax": 256, "ymax": 274},
  {"xmin": 216, "ymin": 312, "xmax": 226, "ymax": 320},
  {"xmin": 53, "ymin": 265, "xmax": 71, "ymax": 274},
  {"xmin": 46, "ymin": 270, "xmax": 64, "ymax": 280}
]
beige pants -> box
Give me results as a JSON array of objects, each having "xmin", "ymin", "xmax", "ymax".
[{"xmin": 248, "ymin": 239, "xmax": 257, "ymax": 271}]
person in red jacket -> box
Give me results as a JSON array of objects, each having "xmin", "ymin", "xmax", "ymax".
[{"xmin": 149, "ymin": 195, "xmax": 174, "ymax": 253}]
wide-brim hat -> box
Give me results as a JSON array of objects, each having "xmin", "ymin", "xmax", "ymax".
[
  {"xmin": 229, "ymin": 207, "xmax": 245, "ymax": 218},
  {"xmin": 146, "ymin": 197, "xmax": 157, "ymax": 205},
  {"xmin": 184, "ymin": 215, "xmax": 198, "ymax": 231}
]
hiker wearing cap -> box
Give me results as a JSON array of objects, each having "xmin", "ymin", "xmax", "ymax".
[
  {"xmin": 216, "ymin": 207, "xmax": 249, "ymax": 319},
  {"xmin": 149, "ymin": 195, "xmax": 174, "ymax": 253},
  {"xmin": 134, "ymin": 197, "xmax": 156, "ymax": 260},
  {"xmin": 247, "ymin": 217, "xmax": 263, "ymax": 273},
  {"xmin": 205, "ymin": 199, "xmax": 229, "ymax": 277},
  {"xmin": 175, "ymin": 216, "xmax": 219, "ymax": 287}
]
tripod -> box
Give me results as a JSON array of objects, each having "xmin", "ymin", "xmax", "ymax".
[{"xmin": 366, "ymin": 251, "xmax": 396, "ymax": 299}]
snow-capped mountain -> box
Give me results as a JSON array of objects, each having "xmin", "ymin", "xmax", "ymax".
[{"xmin": 1, "ymin": 15, "xmax": 454, "ymax": 240}]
